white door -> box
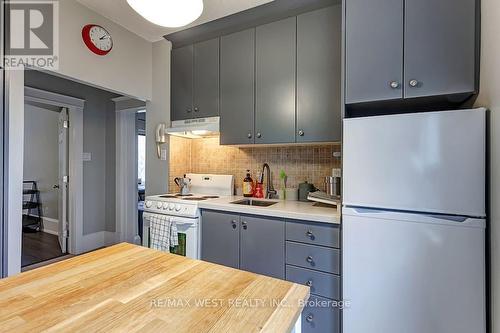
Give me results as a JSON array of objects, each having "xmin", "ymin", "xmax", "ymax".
[
  {"xmin": 343, "ymin": 108, "xmax": 486, "ymax": 216},
  {"xmin": 58, "ymin": 108, "xmax": 69, "ymax": 253}
]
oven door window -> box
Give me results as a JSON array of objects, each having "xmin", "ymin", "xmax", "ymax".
[{"xmin": 170, "ymin": 233, "xmax": 186, "ymax": 256}]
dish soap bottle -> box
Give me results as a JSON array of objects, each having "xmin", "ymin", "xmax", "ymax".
[{"xmin": 243, "ymin": 170, "xmax": 254, "ymax": 197}]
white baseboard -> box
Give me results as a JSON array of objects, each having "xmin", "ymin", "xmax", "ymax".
[{"xmin": 27, "ymin": 215, "xmax": 59, "ymax": 235}]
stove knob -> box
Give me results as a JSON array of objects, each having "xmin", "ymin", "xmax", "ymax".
[
  {"xmin": 175, "ymin": 204, "xmax": 181, "ymax": 212},
  {"xmin": 145, "ymin": 201, "xmax": 152, "ymax": 208},
  {"xmin": 162, "ymin": 202, "xmax": 169, "ymax": 209},
  {"xmin": 156, "ymin": 202, "xmax": 163, "ymax": 209},
  {"xmin": 169, "ymin": 203, "xmax": 175, "ymax": 210}
]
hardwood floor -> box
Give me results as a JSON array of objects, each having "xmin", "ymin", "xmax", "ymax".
[{"xmin": 22, "ymin": 230, "xmax": 65, "ymax": 267}]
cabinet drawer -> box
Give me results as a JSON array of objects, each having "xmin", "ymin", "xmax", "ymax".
[
  {"xmin": 286, "ymin": 242, "xmax": 340, "ymax": 274},
  {"xmin": 286, "ymin": 265, "xmax": 340, "ymax": 300},
  {"xmin": 286, "ymin": 220, "xmax": 340, "ymax": 248},
  {"xmin": 302, "ymin": 295, "xmax": 340, "ymax": 333}
]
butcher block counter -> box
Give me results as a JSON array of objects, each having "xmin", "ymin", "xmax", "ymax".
[{"xmin": 0, "ymin": 243, "xmax": 309, "ymax": 332}]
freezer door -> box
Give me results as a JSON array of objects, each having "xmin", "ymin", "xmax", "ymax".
[
  {"xmin": 343, "ymin": 108, "xmax": 486, "ymax": 217},
  {"xmin": 342, "ymin": 208, "xmax": 486, "ymax": 333}
]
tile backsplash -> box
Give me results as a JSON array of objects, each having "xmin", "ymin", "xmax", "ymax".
[{"xmin": 169, "ymin": 136, "xmax": 341, "ymax": 194}]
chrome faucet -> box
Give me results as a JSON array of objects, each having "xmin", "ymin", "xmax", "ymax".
[{"xmin": 261, "ymin": 163, "xmax": 277, "ymax": 199}]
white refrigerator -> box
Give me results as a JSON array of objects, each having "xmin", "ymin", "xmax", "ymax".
[{"xmin": 342, "ymin": 108, "xmax": 486, "ymax": 333}]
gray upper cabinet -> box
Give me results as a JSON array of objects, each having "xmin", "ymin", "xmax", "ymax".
[
  {"xmin": 171, "ymin": 39, "xmax": 219, "ymax": 121},
  {"xmin": 201, "ymin": 211, "xmax": 240, "ymax": 269},
  {"xmin": 404, "ymin": 0, "xmax": 477, "ymax": 98},
  {"xmin": 240, "ymin": 215, "xmax": 285, "ymax": 279},
  {"xmin": 255, "ymin": 17, "xmax": 296, "ymax": 144},
  {"xmin": 171, "ymin": 45, "xmax": 193, "ymax": 120},
  {"xmin": 345, "ymin": 0, "xmax": 404, "ymax": 104},
  {"xmin": 193, "ymin": 38, "xmax": 220, "ymax": 118},
  {"xmin": 220, "ymin": 29, "xmax": 255, "ymax": 145},
  {"xmin": 345, "ymin": 0, "xmax": 478, "ymax": 105},
  {"xmin": 297, "ymin": 6, "xmax": 342, "ymax": 143}
]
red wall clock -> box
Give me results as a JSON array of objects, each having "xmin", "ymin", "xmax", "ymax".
[{"xmin": 82, "ymin": 24, "xmax": 113, "ymax": 56}]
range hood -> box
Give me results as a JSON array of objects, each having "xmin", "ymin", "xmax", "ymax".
[{"xmin": 165, "ymin": 116, "xmax": 220, "ymax": 139}]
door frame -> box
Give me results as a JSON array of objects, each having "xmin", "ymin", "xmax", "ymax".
[
  {"xmin": 114, "ymin": 97, "xmax": 146, "ymax": 244},
  {"xmin": 24, "ymin": 86, "xmax": 85, "ymax": 255}
]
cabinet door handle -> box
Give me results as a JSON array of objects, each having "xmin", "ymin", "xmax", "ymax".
[
  {"xmin": 298, "ymin": 129, "xmax": 305, "ymax": 137},
  {"xmin": 305, "ymin": 280, "xmax": 313, "ymax": 287},
  {"xmin": 247, "ymin": 132, "xmax": 252, "ymax": 139},
  {"xmin": 231, "ymin": 220, "xmax": 237, "ymax": 229},
  {"xmin": 242, "ymin": 221, "xmax": 248, "ymax": 230},
  {"xmin": 306, "ymin": 256, "xmax": 314, "ymax": 264},
  {"xmin": 306, "ymin": 230, "xmax": 314, "ymax": 239},
  {"xmin": 186, "ymin": 108, "xmax": 192, "ymax": 113},
  {"xmin": 389, "ymin": 81, "xmax": 400, "ymax": 89},
  {"xmin": 409, "ymin": 79, "xmax": 419, "ymax": 87},
  {"xmin": 306, "ymin": 314, "xmax": 314, "ymax": 323},
  {"xmin": 256, "ymin": 132, "xmax": 262, "ymax": 139},
  {"xmin": 194, "ymin": 107, "xmax": 199, "ymax": 112}
]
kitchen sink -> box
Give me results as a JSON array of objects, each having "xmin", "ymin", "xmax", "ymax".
[{"xmin": 230, "ymin": 199, "xmax": 278, "ymax": 207}]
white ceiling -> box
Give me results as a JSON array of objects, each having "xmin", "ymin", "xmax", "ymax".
[{"xmin": 77, "ymin": 0, "xmax": 274, "ymax": 42}]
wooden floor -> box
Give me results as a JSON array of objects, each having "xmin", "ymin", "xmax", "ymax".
[{"xmin": 22, "ymin": 230, "xmax": 65, "ymax": 267}]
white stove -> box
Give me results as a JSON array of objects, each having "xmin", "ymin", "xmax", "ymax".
[
  {"xmin": 143, "ymin": 174, "xmax": 234, "ymax": 259},
  {"xmin": 144, "ymin": 193, "xmax": 223, "ymax": 217}
]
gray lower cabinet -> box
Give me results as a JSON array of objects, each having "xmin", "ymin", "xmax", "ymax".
[
  {"xmin": 285, "ymin": 219, "xmax": 341, "ymax": 333},
  {"xmin": 201, "ymin": 210, "xmax": 240, "ymax": 269},
  {"xmin": 240, "ymin": 215, "xmax": 285, "ymax": 279},
  {"xmin": 404, "ymin": 0, "xmax": 477, "ymax": 98},
  {"xmin": 286, "ymin": 219, "xmax": 340, "ymax": 248},
  {"xmin": 302, "ymin": 295, "xmax": 340, "ymax": 333},
  {"xmin": 220, "ymin": 28, "xmax": 255, "ymax": 145},
  {"xmin": 286, "ymin": 265, "xmax": 340, "ymax": 300},
  {"xmin": 255, "ymin": 17, "xmax": 296, "ymax": 144},
  {"xmin": 193, "ymin": 38, "xmax": 219, "ymax": 118},
  {"xmin": 201, "ymin": 210, "xmax": 284, "ymax": 279},
  {"xmin": 171, "ymin": 45, "xmax": 193, "ymax": 120},
  {"xmin": 297, "ymin": 5, "xmax": 342, "ymax": 143}
]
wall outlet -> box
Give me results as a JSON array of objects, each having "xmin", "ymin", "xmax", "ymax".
[{"xmin": 332, "ymin": 168, "xmax": 342, "ymax": 177}]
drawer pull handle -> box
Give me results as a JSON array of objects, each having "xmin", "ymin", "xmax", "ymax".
[
  {"xmin": 306, "ymin": 230, "xmax": 314, "ymax": 239},
  {"xmin": 231, "ymin": 220, "xmax": 237, "ymax": 229},
  {"xmin": 305, "ymin": 280, "xmax": 313, "ymax": 287},
  {"xmin": 306, "ymin": 256, "xmax": 314, "ymax": 264},
  {"xmin": 306, "ymin": 314, "xmax": 314, "ymax": 323},
  {"xmin": 242, "ymin": 221, "xmax": 248, "ymax": 230}
]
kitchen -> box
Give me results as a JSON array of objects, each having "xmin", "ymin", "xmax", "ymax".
[{"xmin": 0, "ymin": 0, "xmax": 495, "ymax": 332}]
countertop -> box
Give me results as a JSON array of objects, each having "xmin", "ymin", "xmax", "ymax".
[
  {"xmin": 0, "ymin": 243, "xmax": 309, "ymax": 332},
  {"xmin": 199, "ymin": 196, "xmax": 341, "ymax": 224}
]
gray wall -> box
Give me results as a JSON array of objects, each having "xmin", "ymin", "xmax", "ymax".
[
  {"xmin": 23, "ymin": 103, "xmax": 60, "ymax": 220},
  {"xmin": 24, "ymin": 70, "xmax": 120, "ymax": 235},
  {"xmin": 146, "ymin": 40, "xmax": 171, "ymax": 195}
]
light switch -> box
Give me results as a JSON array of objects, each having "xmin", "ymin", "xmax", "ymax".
[{"xmin": 160, "ymin": 148, "xmax": 167, "ymax": 161}]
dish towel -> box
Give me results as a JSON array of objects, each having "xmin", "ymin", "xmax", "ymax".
[{"xmin": 149, "ymin": 214, "xmax": 179, "ymax": 252}]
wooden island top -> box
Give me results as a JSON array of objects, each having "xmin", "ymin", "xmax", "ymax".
[{"xmin": 0, "ymin": 243, "xmax": 310, "ymax": 332}]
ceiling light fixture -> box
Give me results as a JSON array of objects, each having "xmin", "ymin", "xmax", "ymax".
[{"xmin": 127, "ymin": 0, "xmax": 204, "ymax": 28}]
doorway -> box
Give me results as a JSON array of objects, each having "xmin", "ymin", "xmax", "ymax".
[
  {"xmin": 137, "ymin": 111, "xmax": 146, "ymax": 241},
  {"xmin": 22, "ymin": 101, "xmax": 69, "ymax": 267}
]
